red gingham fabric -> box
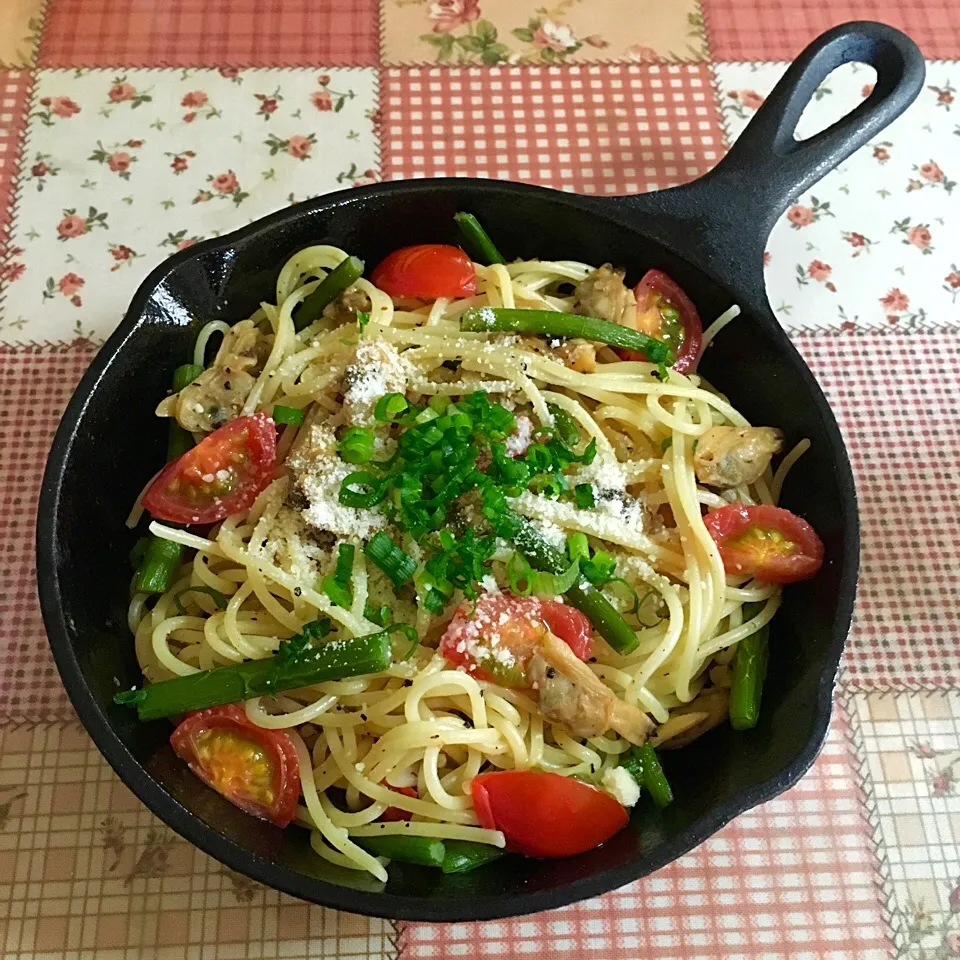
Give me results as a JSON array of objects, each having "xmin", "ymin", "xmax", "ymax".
[
  {"xmin": 796, "ymin": 334, "xmax": 960, "ymax": 689},
  {"xmin": 399, "ymin": 709, "xmax": 890, "ymax": 960},
  {"xmin": 381, "ymin": 64, "xmax": 725, "ymax": 194},
  {"xmin": 39, "ymin": 0, "xmax": 380, "ymax": 67},
  {"xmin": 0, "ymin": 343, "xmax": 96, "ymax": 723},
  {"xmin": 703, "ymin": 0, "xmax": 958, "ymax": 60},
  {"xmin": 0, "ymin": 71, "xmax": 30, "ymax": 262}
]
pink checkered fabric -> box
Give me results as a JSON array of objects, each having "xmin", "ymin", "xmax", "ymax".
[
  {"xmin": 796, "ymin": 334, "xmax": 960, "ymax": 688},
  {"xmin": 0, "ymin": 343, "xmax": 96, "ymax": 722},
  {"xmin": 399, "ymin": 709, "xmax": 889, "ymax": 960},
  {"xmin": 0, "ymin": 71, "xmax": 31, "ymax": 263},
  {"xmin": 381, "ymin": 64, "xmax": 725, "ymax": 194}
]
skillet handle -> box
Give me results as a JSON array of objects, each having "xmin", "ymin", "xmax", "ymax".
[
  {"xmin": 617, "ymin": 22, "xmax": 925, "ymax": 285},
  {"xmin": 706, "ymin": 20, "xmax": 924, "ymax": 230}
]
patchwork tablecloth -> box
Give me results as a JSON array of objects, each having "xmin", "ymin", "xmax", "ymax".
[{"xmin": 0, "ymin": 2, "xmax": 958, "ymax": 957}]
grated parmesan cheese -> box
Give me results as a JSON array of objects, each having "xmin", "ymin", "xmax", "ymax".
[
  {"xmin": 343, "ymin": 341, "xmax": 415, "ymax": 426},
  {"xmin": 287, "ymin": 423, "xmax": 385, "ymax": 540},
  {"xmin": 505, "ymin": 415, "xmax": 533, "ymax": 457}
]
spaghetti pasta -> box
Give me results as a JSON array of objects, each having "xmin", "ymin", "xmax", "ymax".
[{"xmin": 125, "ymin": 240, "xmax": 819, "ymax": 878}]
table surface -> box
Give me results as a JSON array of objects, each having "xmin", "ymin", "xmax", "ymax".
[{"xmin": 0, "ymin": 1, "xmax": 958, "ymax": 957}]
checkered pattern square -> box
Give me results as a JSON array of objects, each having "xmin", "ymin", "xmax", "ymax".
[
  {"xmin": 0, "ymin": 70, "xmax": 30, "ymax": 262},
  {"xmin": 0, "ymin": 344, "xmax": 97, "ymax": 723},
  {"xmin": 0, "ymin": 723, "xmax": 396, "ymax": 958},
  {"xmin": 795, "ymin": 335, "xmax": 960, "ymax": 688},
  {"xmin": 39, "ymin": 0, "xmax": 380, "ymax": 67},
  {"xmin": 381, "ymin": 64, "xmax": 725, "ymax": 194},
  {"xmin": 702, "ymin": 0, "xmax": 959, "ymax": 60},
  {"xmin": 400, "ymin": 710, "xmax": 890, "ymax": 960},
  {"xmin": 850, "ymin": 692, "xmax": 960, "ymax": 956}
]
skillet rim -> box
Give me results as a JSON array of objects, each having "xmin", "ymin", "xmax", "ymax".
[{"xmin": 36, "ymin": 177, "xmax": 859, "ymax": 921}]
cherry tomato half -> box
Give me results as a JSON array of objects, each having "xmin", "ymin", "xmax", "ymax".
[
  {"xmin": 143, "ymin": 412, "xmax": 276, "ymax": 525},
  {"xmin": 371, "ymin": 244, "xmax": 477, "ymax": 300},
  {"xmin": 703, "ymin": 503, "xmax": 825, "ymax": 583},
  {"xmin": 620, "ymin": 269, "xmax": 702, "ymax": 373},
  {"xmin": 471, "ymin": 770, "xmax": 628, "ymax": 857},
  {"xmin": 440, "ymin": 593, "xmax": 592, "ymax": 686},
  {"xmin": 380, "ymin": 783, "xmax": 418, "ymax": 822},
  {"xmin": 170, "ymin": 705, "xmax": 300, "ymax": 827}
]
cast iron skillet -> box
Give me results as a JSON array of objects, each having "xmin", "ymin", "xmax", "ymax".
[{"xmin": 38, "ymin": 22, "xmax": 922, "ymax": 921}]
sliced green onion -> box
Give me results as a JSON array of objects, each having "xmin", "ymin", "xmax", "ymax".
[
  {"xmin": 339, "ymin": 426, "xmax": 375, "ymax": 464},
  {"xmin": 546, "ymin": 403, "xmax": 581, "ymax": 447},
  {"xmin": 333, "ymin": 543, "xmax": 355, "ymax": 583},
  {"xmin": 174, "ymin": 585, "xmax": 227, "ymax": 615},
  {"xmin": 573, "ymin": 483, "xmax": 596, "ymax": 509},
  {"xmin": 115, "ymin": 628, "xmax": 391, "ymax": 722},
  {"xmin": 134, "ymin": 536, "xmax": 183, "ymax": 595},
  {"xmin": 354, "ymin": 835, "xmax": 446, "ymax": 868},
  {"xmin": 374, "ymin": 393, "xmax": 409, "ymax": 423},
  {"xmin": 295, "ymin": 255, "xmax": 365, "ymax": 331},
  {"xmin": 729, "ymin": 606, "xmax": 770, "ymax": 731},
  {"xmin": 388, "ymin": 623, "xmax": 419, "ymax": 661},
  {"xmin": 566, "ymin": 533, "xmax": 590, "ymax": 564},
  {"xmin": 606, "ymin": 578, "xmax": 642, "ymax": 617},
  {"xmin": 582, "ymin": 550, "xmax": 616, "ymax": 585},
  {"xmin": 339, "ymin": 471, "xmax": 385, "ymax": 508},
  {"xmin": 506, "ymin": 551, "xmax": 534, "ymax": 596},
  {"xmin": 454, "ymin": 212, "xmax": 505, "ymax": 265},
  {"xmin": 364, "ymin": 531, "xmax": 416, "ymax": 587},
  {"xmin": 322, "ymin": 576, "xmax": 353, "ymax": 608},
  {"xmin": 172, "ymin": 363, "xmax": 204, "ymax": 393},
  {"xmin": 357, "ymin": 310, "xmax": 371, "ymax": 334},
  {"xmin": 637, "ymin": 744, "xmax": 673, "ymax": 807},
  {"xmin": 273, "ymin": 404, "xmax": 305, "ymax": 427},
  {"xmin": 428, "ymin": 394, "xmax": 453, "ymax": 415},
  {"xmin": 461, "ymin": 307, "xmax": 675, "ymax": 366},
  {"xmin": 619, "ymin": 748, "xmax": 646, "ymax": 787},
  {"xmin": 363, "ymin": 601, "xmax": 392, "ymax": 627},
  {"xmin": 441, "ymin": 840, "xmax": 506, "ymax": 874},
  {"xmin": 531, "ymin": 559, "xmax": 580, "ymax": 597}
]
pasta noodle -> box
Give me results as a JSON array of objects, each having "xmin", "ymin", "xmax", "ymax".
[{"xmin": 130, "ymin": 244, "xmax": 810, "ymax": 878}]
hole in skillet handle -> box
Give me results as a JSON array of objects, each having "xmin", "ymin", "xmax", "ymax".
[{"xmin": 705, "ymin": 20, "xmax": 925, "ymax": 243}]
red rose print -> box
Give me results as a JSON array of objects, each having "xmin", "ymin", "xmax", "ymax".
[
  {"xmin": 181, "ymin": 90, "xmax": 208, "ymax": 109},
  {"xmin": 912, "ymin": 742, "xmax": 937, "ymax": 759},
  {"xmin": 171, "ymin": 155, "xmax": 189, "ymax": 172},
  {"xmin": 584, "ymin": 35, "xmax": 608, "ymax": 47},
  {"xmin": 219, "ymin": 66, "xmax": 240, "ymax": 79},
  {"xmin": 40, "ymin": 97, "xmax": 50, "ymax": 106},
  {"xmin": 873, "ymin": 146, "xmax": 890, "ymax": 163},
  {"xmin": 58, "ymin": 273, "xmax": 85, "ymax": 297},
  {"xmin": 880, "ymin": 288, "xmax": 909, "ymax": 313},
  {"xmin": 1, "ymin": 262, "xmax": 25, "ymax": 283},
  {"xmin": 287, "ymin": 135, "xmax": 313, "ymax": 159},
  {"xmin": 937, "ymin": 88, "xmax": 955, "ymax": 106},
  {"xmin": 845, "ymin": 232, "xmax": 866, "ymax": 248},
  {"xmin": 947, "ymin": 932, "xmax": 960, "ymax": 956},
  {"xmin": 317, "ymin": 75, "xmax": 331, "ymax": 86},
  {"xmin": 31, "ymin": 161, "xmax": 49, "ymax": 177},
  {"xmin": 194, "ymin": 190, "xmax": 213, "ymax": 203},
  {"xmin": 840, "ymin": 320, "xmax": 855, "ymax": 332},
  {"xmin": 919, "ymin": 162, "xmax": 944, "ymax": 182},
  {"xmin": 57, "ymin": 214, "xmax": 87, "ymax": 239},
  {"xmin": 107, "ymin": 151, "xmax": 132, "ymax": 173},
  {"xmin": 212, "ymin": 171, "xmax": 239, "ymax": 194},
  {"xmin": 259, "ymin": 98, "xmax": 278, "ymax": 114},
  {"xmin": 71, "ymin": 295, "xmax": 82, "ymax": 306},
  {"xmin": 731, "ymin": 89, "xmax": 764, "ymax": 110},
  {"xmin": 906, "ymin": 225, "xmax": 932, "ymax": 250},
  {"xmin": 183, "ymin": 112, "xmax": 197, "ymax": 123},
  {"xmin": 861, "ymin": 83, "xmax": 874, "ymax": 98},
  {"xmin": 626, "ymin": 45, "xmax": 659, "ymax": 63},
  {"xmin": 428, "ymin": 0, "xmax": 480, "ymax": 34},
  {"xmin": 787, "ymin": 205, "xmax": 813, "ymax": 227},
  {"xmin": 127, "ymin": 139, "xmax": 144, "ymax": 148},
  {"xmin": 808, "ymin": 260, "xmax": 832, "ymax": 282},
  {"xmin": 177, "ymin": 238, "xmax": 198, "ymax": 251},
  {"xmin": 946, "ymin": 271, "xmax": 960, "ymax": 289},
  {"xmin": 311, "ymin": 91, "xmax": 333, "ymax": 111},
  {"xmin": 50, "ymin": 96, "xmax": 81, "ymax": 118},
  {"xmin": 949, "ymin": 883, "xmax": 960, "ymax": 912},
  {"xmin": 111, "ymin": 245, "xmax": 134, "ymax": 262},
  {"xmin": 109, "ymin": 82, "xmax": 136, "ymax": 102},
  {"xmin": 932, "ymin": 771, "xmax": 953, "ymax": 795},
  {"xmin": 763, "ymin": 251, "xmax": 771, "ymax": 266}
]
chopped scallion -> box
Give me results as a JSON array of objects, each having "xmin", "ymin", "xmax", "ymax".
[
  {"xmin": 364, "ymin": 531, "xmax": 416, "ymax": 587},
  {"xmin": 339, "ymin": 426, "xmax": 375, "ymax": 464},
  {"xmin": 273, "ymin": 404, "xmax": 305, "ymax": 427}
]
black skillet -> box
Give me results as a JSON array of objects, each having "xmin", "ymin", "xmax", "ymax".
[{"xmin": 37, "ymin": 22, "xmax": 923, "ymax": 921}]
